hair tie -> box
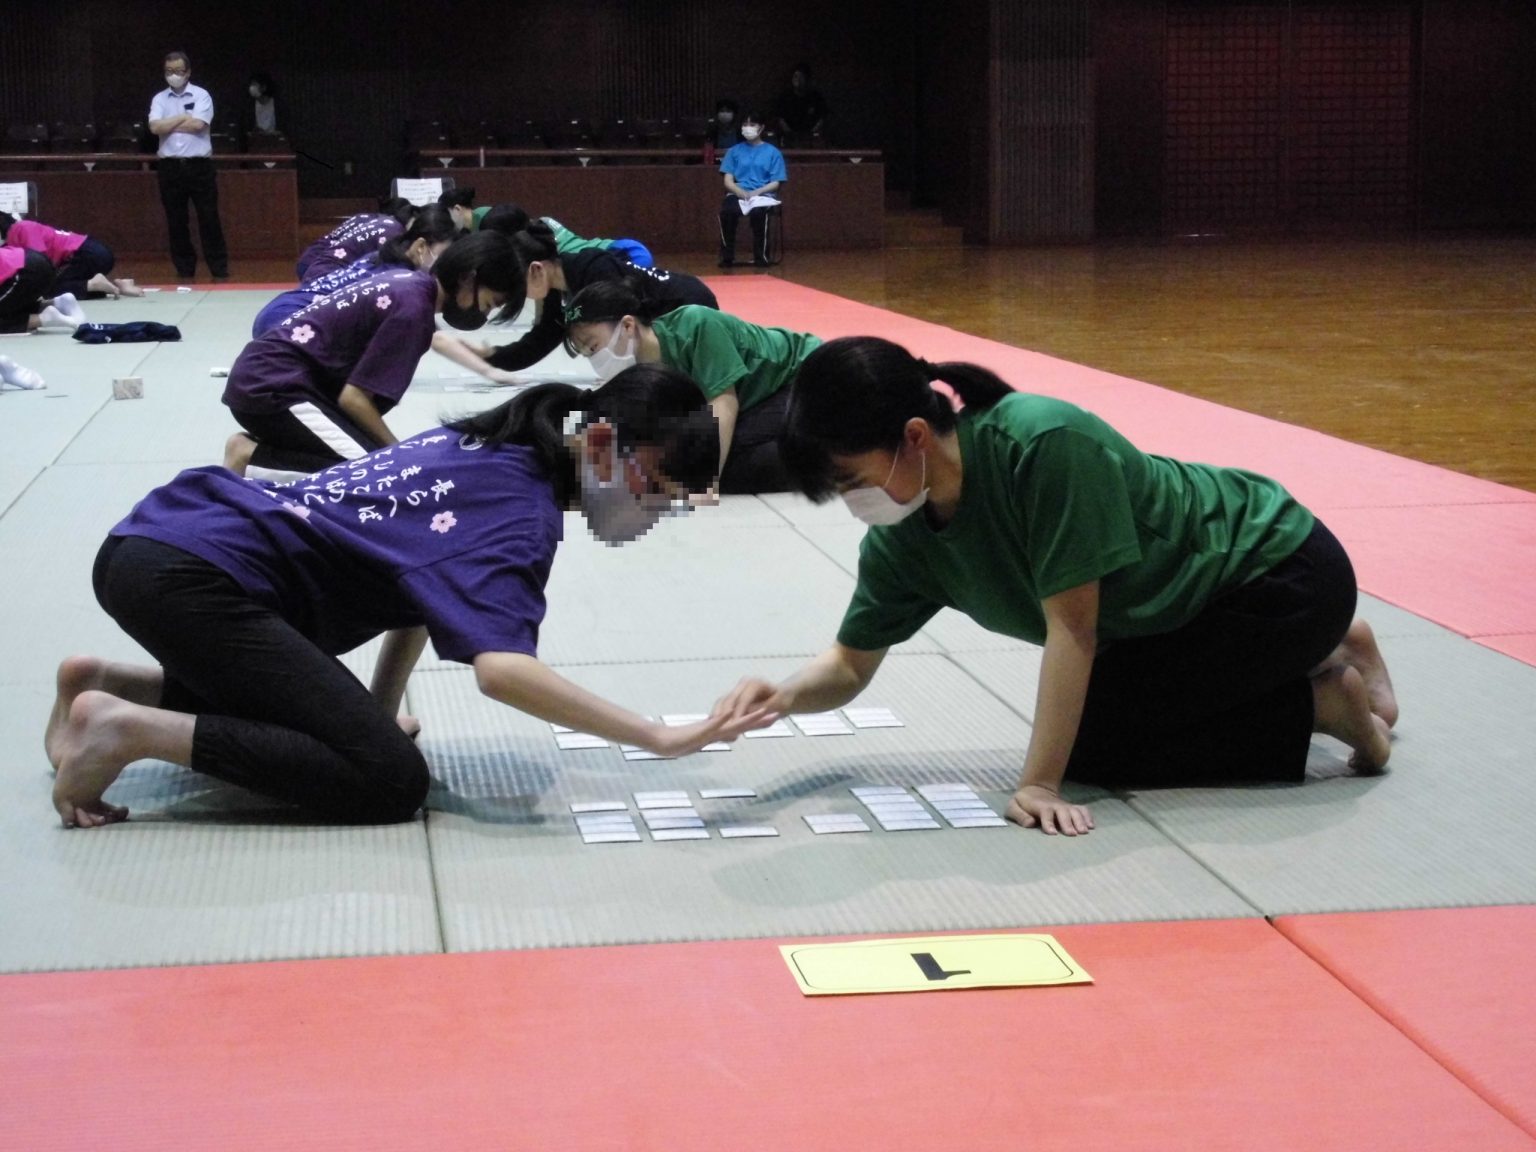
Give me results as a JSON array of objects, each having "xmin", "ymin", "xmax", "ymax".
[
  {"xmin": 562, "ymin": 409, "xmax": 586, "ymax": 438},
  {"xmin": 563, "ymin": 303, "xmax": 583, "ymax": 325},
  {"xmin": 916, "ymin": 357, "xmax": 938, "ymax": 381}
]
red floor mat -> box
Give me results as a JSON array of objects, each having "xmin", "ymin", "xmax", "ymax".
[
  {"xmin": 3, "ymin": 920, "xmax": 1530, "ymax": 1151},
  {"xmin": 1277, "ymin": 907, "xmax": 1536, "ymax": 1139}
]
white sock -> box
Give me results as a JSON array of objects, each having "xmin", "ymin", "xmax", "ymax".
[
  {"xmin": 0, "ymin": 354, "xmax": 46, "ymax": 390},
  {"xmin": 53, "ymin": 292, "xmax": 85, "ymax": 320},
  {"xmin": 38, "ymin": 305, "xmax": 80, "ymax": 330}
]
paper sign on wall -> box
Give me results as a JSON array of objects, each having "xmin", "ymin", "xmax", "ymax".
[
  {"xmin": 780, "ymin": 933, "xmax": 1091, "ymax": 996},
  {"xmin": 393, "ymin": 177, "xmax": 445, "ymax": 207},
  {"xmin": 0, "ymin": 183, "xmax": 31, "ymax": 216}
]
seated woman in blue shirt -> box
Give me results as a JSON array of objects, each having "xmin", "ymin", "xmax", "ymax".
[{"xmin": 717, "ymin": 112, "xmax": 786, "ymax": 268}]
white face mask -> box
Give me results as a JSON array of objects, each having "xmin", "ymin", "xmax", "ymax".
[
  {"xmin": 586, "ymin": 323, "xmax": 637, "ymax": 382},
  {"xmin": 579, "ymin": 445, "xmax": 683, "ymax": 546},
  {"xmin": 841, "ymin": 447, "xmax": 928, "ymax": 526},
  {"xmin": 741, "ymin": 125, "xmax": 762, "ymax": 141},
  {"xmin": 166, "ymin": 73, "xmax": 189, "ymax": 90},
  {"xmin": 717, "ymin": 111, "xmax": 734, "ymax": 124}
]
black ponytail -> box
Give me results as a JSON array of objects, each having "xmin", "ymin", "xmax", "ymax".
[
  {"xmin": 479, "ymin": 203, "xmax": 531, "ymax": 236},
  {"xmin": 507, "ymin": 219, "xmax": 558, "ymax": 265},
  {"xmin": 379, "ymin": 203, "xmax": 457, "ymax": 266},
  {"xmin": 0, "ymin": 211, "xmax": 15, "ymax": 238},
  {"xmin": 378, "ymin": 196, "xmax": 417, "ymax": 227},
  {"xmin": 438, "ymin": 185, "xmax": 476, "ymax": 209},
  {"xmin": 781, "ymin": 335, "xmax": 1014, "ymax": 501},
  {"xmin": 446, "ymin": 363, "xmax": 720, "ymax": 504}
]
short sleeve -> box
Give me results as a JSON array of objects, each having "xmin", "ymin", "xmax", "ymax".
[
  {"xmin": 349, "ymin": 293, "xmax": 434, "ymax": 403},
  {"xmin": 835, "ymin": 535, "xmax": 942, "ymax": 651},
  {"xmin": 399, "ymin": 534, "xmax": 551, "ymax": 664},
  {"xmin": 769, "ymin": 149, "xmax": 788, "ymax": 182},
  {"xmin": 191, "ymin": 89, "xmax": 215, "ymax": 124},
  {"xmin": 679, "ymin": 314, "xmax": 749, "ymax": 399},
  {"xmin": 1018, "ymin": 428, "xmax": 1142, "ymax": 598}
]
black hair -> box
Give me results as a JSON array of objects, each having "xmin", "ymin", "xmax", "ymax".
[
  {"xmin": 432, "ymin": 229, "xmax": 528, "ymax": 316},
  {"xmin": 793, "ymin": 63, "xmax": 812, "ymax": 78},
  {"xmin": 249, "ymin": 72, "xmax": 277, "ymax": 98},
  {"xmin": 438, "ymin": 186, "xmax": 476, "ymax": 209},
  {"xmin": 507, "ymin": 219, "xmax": 558, "ymax": 266},
  {"xmin": 741, "ymin": 110, "xmax": 765, "ymax": 126},
  {"xmin": 0, "ymin": 212, "xmax": 15, "ymax": 238},
  {"xmin": 377, "ymin": 196, "xmax": 417, "ymax": 227},
  {"xmin": 715, "ymin": 98, "xmax": 739, "ymax": 116},
  {"xmin": 479, "ymin": 203, "xmax": 531, "ymax": 237},
  {"xmin": 559, "ymin": 279, "xmax": 660, "ymax": 353},
  {"xmin": 164, "ymin": 51, "xmax": 191, "ymax": 69},
  {"xmin": 445, "ymin": 363, "xmax": 720, "ymax": 504},
  {"xmin": 379, "ymin": 203, "xmax": 457, "ymax": 266},
  {"xmin": 780, "ymin": 335, "xmax": 1013, "ymax": 502}
]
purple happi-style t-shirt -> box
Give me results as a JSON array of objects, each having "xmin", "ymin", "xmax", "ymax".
[
  {"xmin": 223, "ymin": 268, "xmax": 436, "ymax": 415},
  {"xmin": 298, "ymin": 213, "xmax": 403, "ymax": 283},
  {"xmin": 111, "ymin": 428, "xmax": 564, "ymax": 662}
]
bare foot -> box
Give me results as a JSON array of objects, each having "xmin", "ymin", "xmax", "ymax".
[
  {"xmin": 224, "ymin": 431, "xmax": 257, "ymax": 476},
  {"xmin": 1312, "ymin": 665, "xmax": 1392, "ymax": 775},
  {"xmin": 46, "ymin": 656, "xmax": 163, "ymax": 772},
  {"xmin": 113, "ymin": 278, "xmax": 145, "ymax": 298},
  {"xmin": 1314, "ymin": 618, "xmax": 1398, "ymax": 729},
  {"xmin": 85, "ymin": 273, "xmax": 120, "ymax": 297},
  {"xmin": 52, "ymin": 691, "xmax": 138, "ymax": 828}
]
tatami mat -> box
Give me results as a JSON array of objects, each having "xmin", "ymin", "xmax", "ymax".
[
  {"xmin": 0, "ymin": 684, "xmax": 440, "ymax": 974},
  {"xmin": 1127, "ymin": 633, "xmax": 1536, "ymax": 914},
  {"xmin": 414, "ymin": 653, "xmax": 1255, "ymax": 952},
  {"xmin": 4, "ymin": 919, "xmax": 1532, "ymax": 1152}
]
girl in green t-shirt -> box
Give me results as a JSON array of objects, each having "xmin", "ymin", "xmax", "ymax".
[
  {"xmin": 715, "ymin": 335, "xmax": 1398, "ymax": 836},
  {"xmin": 562, "ymin": 280, "xmax": 822, "ymax": 494}
]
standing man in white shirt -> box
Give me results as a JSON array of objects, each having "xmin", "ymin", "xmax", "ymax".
[{"xmin": 148, "ymin": 51, "xmax": 230, "ymax": 281}]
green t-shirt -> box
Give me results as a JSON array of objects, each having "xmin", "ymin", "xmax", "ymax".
[
  {"xmin": 542, "ymin": 216, "xmax": 611, "ymax": 256},
  {"xmin": 838, "ymin": 393, "xmax": 1316, "ymax": 650},
  {"xmin": 652, "ymin": 306, "xmax": 822, "ymax": 411},
  {"xmin": 470, "ymin": 205, "xmax": 493, "ymax": 230}
]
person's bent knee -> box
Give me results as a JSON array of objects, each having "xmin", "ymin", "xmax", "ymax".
[{"xmin": 350, "ymin": 743, "xmax": 431, "ymax": 824}]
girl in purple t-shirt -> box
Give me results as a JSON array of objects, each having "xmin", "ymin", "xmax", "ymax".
[
  {"xmin": 295, "ymin": 198, "xmax": 415, "ymax": 284},
  {"xmin": 0, "ymin": 211, "xmax": 142, "ymax": 299},
  {"xmin": 222, "ymin": 230, "xmax": 526, "ymax": 477},
  {"xmin": 48, "ymin": 363, "xmax": 776, "ymax": 828}
]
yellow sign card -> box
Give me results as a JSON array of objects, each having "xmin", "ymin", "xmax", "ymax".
[{"xmin": 781, "ymin": 933, "xmax": 1092, "ymax": 996}]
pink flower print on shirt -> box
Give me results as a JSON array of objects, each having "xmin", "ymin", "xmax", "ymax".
[
  {"xmin": 333, "ymin": 247, "xmax": 348, "ymax": 259},
  {"xmin": 376, "ymin": 295, "xmax": 393, "ymax": 311},
  {"xmin": 430, "ymin": 511, "xmax": 457, "ymax": 534},
  {"xmin": 281, "ymin": 502, "xmax": 312, "ymax": 520},
  {"xmin": 290, "ymin": 324, "xmax": 316, "ymax": 345}
]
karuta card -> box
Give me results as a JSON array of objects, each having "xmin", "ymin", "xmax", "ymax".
[
  {"xmin": 718, "ymin": 825, "xmax": 779, "ymax": 839},
  {"xmin": 842, "ymin": 707, "xmax": 905, "ymax": 729}
]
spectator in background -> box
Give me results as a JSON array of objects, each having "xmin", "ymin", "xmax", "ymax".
[
  {"xmin": 1, "ymin": 211, "xmax": 142, "ymax": 298},
  {"xmin": 775, "ymin": 63, "xmax": 828, "ymax": 145},
  {"xmin": 717, "ymin": 112, "xmax": 786, "ymax": 269},
  {"xmin": 148, "ymin": 50, "xmax": 229, "ymax": 281},
  {"xmin": 710, "ymin": 99, "xmax": 741, "ymax": 151},
  {"xmin": 244, "ymin": 72, "xmax": 279, "ymax": 136}
]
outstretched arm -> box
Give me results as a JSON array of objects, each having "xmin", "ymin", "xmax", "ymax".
[
  {"xmin": 714, "ymin": 643, "xmax": 887, "ymax": 720},
  {"xmin": 476, "ymin": 651, "xmax": 777, "ymax": 758},
  {"xmin": 337, "ymin": 383, "xmax": 397, "ymax": 447},
  {"xmin": 371, "ymin": 626, "xmax": 428, "ymax": 716}
]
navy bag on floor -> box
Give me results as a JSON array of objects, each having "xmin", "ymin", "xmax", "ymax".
[{"xmin": 72, "ymin": 322, "xmax": 182, "ymax": 344}]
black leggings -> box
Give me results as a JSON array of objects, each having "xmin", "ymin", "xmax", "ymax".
[
  {"xmin": 231, "ymin": 398, "xmax": 386, "ymax": 474},
  {"xmin": 93, "ymin": 535, "xmax": 429, "ymax": 823},
  {"xmin": 0, "ymin": 250, "xmax": 54, "ymax": 334},
  {"xmin": 51, "ymin": 238, "xmax": 117, "ymax": 298},
  {"xmin": 1067, "ymin": 518, "xmax": 1358, "ymax": 789},
  {"xmin": 721, "ymin": 388, "xmax": 792, "ymax": 494}
]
